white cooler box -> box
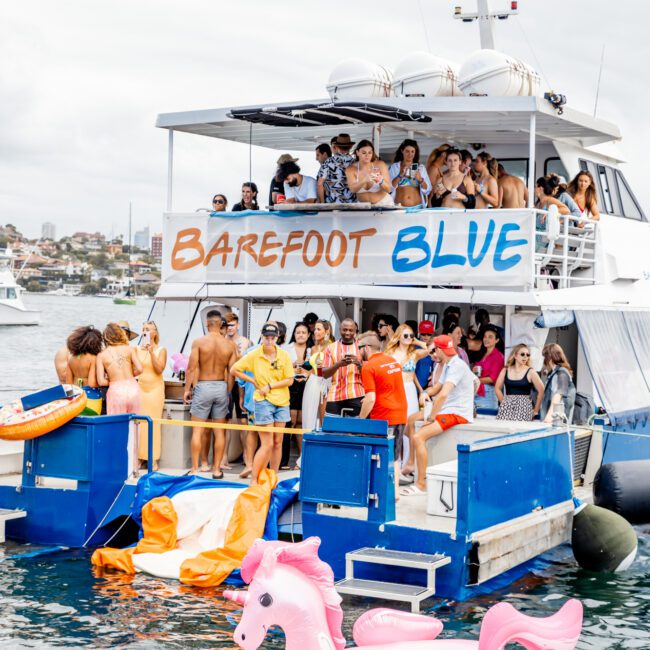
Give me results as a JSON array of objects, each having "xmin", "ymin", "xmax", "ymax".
[
  {"xmin": 426, "ymin": 460, "xmax": 458, "ymax": 518},
  {"xmin": 159, "ymin": 400, "xmax": 192, "ymax": 469}
]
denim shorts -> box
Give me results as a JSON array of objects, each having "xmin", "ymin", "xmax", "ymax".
[{"xmin": 254, "ymin": 399, "xmax": 290, "ymax": 425}]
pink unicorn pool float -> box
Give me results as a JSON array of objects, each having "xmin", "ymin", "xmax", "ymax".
[{"xmin": 224, "ymin": 537, "xmax": 583, "ymax": 650}]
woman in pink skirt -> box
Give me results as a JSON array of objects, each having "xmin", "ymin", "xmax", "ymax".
[{"xmin": 96, "ymin": 322, "xmax": 143, "ymax": 414}]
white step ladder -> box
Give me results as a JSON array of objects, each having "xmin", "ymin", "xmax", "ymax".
[
  {"xmin": 335, "ymin": 547, "xmax": 451, "ymax": 612},
  {"xmin": 0, "ymin": 509, "xmax": 26, "ymax": 543}
]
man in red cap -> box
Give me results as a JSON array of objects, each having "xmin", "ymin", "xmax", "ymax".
[{"xmin": 401, "ymin": 334, "xmax": 479, "ymax": 496}]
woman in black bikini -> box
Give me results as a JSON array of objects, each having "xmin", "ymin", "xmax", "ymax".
[
  {"xmin": 494, "ymin": 344, "xmax": 545, "ymax": 421},
  {"xmin": 433, "ymin": 148, "xmax": 476, "ymax": 209}
]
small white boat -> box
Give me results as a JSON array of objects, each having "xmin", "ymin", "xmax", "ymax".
[{"xmin": 0, "ymin": 248, "xmax": 40, "ymax": 326}]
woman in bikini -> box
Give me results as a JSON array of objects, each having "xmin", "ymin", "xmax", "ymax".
[
  {"xmin": 65, "ymin": 326, "xmax": 103, "ymax": 388},
  {"xmin": 385, "ymin": 324, "xmax": 428, "ymax": 468},
  {"xmin": 433, "ymin": 148, "xmax": 476, "ymax": 209},
  {"xmin": 567, "ymin": 170, "xmax": 600, "ymax": 225},
  {"xmin": 388, "ymin": 139, "xmax": 431, "ymax": 207},
  {"xmin": 345, "ymin": 139, "xmax": 394, "ymax": 207},
  {"xmin": 96, "ymin": 322, "xmax": 143, "ymax": 415},
  {"xmin": 473, "ymin": 152, "xmax": 500, "ymax": 209}
]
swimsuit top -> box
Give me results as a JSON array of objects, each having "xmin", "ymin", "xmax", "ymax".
[
  {"xmin": 397, "ymin": 169, "xmax": 420, "ymax": 188},
  {"xmin": 504, "ymin": 367, "xmax": 532, "ymax": 396},
  {"xmin": 440, "ymin": 175, "xmax": 465, "ymax": 197},
  {"xmin": 357, "ymin": 163, "xmax": 383, "ymax": 193},
  {"xmin": 402, "ymin": 359, "xmax": 417, "ymax": 373}
]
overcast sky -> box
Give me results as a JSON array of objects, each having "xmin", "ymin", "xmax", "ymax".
[{"xmin": 1, "ymin": 0, "xmax": 648, "ymax": 240}]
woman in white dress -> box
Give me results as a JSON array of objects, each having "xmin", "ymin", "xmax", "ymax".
[{"xmin": 301, "ymin": 320, "xmax": 334, "ymax": 432}]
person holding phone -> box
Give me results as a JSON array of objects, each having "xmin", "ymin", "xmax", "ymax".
[
  {"xmin": 346, "ymin": 140, "xmax": 394, "ymax": 207},
  {"xmin": 322, "ymin": 318, "xmax": 365, "ymax": 416},
  {"xmin": 434, "ymin": 148, "xmax": 476, "ymax": 209},
  {"xmin": 389, "ymin": 139, "xmax": 431, "ymax": 208},
  {"xmin": 136, "ymin": 321, "xmax": 167, "ymax": 470}
]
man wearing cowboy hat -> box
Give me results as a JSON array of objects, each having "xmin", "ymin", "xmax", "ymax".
[
  {"xmin": 269, "ymin": 153, "xmax": 299, "ymax": 206},
  {"xmin": 317, "ymin": 133, "xmax": 356, "ymax": 203}
]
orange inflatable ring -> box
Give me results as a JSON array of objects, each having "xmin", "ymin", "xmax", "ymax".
[{"xmin": 0, "ymin": 385, "xmax": 88, "ymax": 441}]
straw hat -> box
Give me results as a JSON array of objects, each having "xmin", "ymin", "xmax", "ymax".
[{"xmin": 117, "ymin": 320, "xmax": 138, "ymax": 341}]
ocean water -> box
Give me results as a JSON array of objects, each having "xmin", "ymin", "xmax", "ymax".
[{"xmin": 1, "ymin": 295, "xmax": 650, "ymax": 648}]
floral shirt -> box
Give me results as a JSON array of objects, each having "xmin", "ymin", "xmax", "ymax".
[{"xmin": 317, "ymin": 153, "xmax": 355, "ymax": 203}]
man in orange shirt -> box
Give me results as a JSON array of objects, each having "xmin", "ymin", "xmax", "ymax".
[{"xmin": 359, "ymin": 331, "xmax": 408, "ymax": 498}]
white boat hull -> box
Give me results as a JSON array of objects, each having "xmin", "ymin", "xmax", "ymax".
[{"xmin": 0, "ymin": 301, "xmax": 40, "ymax": 326}]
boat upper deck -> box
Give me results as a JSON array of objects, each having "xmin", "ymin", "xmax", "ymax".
[{"xmin": 156, "ymin": 95, "xmax": 621, "ymax": 151}]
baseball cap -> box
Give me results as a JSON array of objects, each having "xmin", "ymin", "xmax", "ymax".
[
  {"xmin": 261, "ymin": 323, "xmax": 280, "ymax": 337},
  {"xmin": 433, "ymin": 334, "xmax": 457, "ymax": 356},
  {"xmin": 418, "ymin": 320, "xmax": 434, "ymax": 335}
]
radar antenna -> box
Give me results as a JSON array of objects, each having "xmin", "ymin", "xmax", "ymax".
[{"xmin": 453, "ymin": 0, "xmax": 519, "ymax": 49}]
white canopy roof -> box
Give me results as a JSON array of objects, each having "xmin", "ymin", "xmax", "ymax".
[{"xmin": 156, "ymin": 95, "xmax": 621, "ymax": 151}]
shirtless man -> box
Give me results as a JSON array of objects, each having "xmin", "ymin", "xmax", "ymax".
[
  {"xmin": 184, "ymin": 310, "xmax": 237, "ymax": 478},
  {"xmin": 498, "ymin": 164, "xmax": 529, "ymax": 208}
]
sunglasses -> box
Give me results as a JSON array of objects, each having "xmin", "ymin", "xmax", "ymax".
[
  {"xmin": 378, "ymin": 323, "xmax": 387, "ymax": 328},
  {"xmin": 419, "ymin": 332, "xmax": 432, "ymax": 337},
  {"xmin": 519, "ymin": 352, "xmax": 530, "ymax": 357},
  {"xmin": 213, "ymin": 199, "xmax": 225, "ymax": 205},
  {"xmin": 402, "ymin": 333, "xmax": 414, "ymax": 339}
]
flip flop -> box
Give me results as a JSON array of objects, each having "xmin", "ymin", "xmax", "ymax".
[
  {"xmin": 212, "ymin": 472, "xmax": 224, "ymax": 480},
  {"xmin": 399, "ymin": 474, "xmax": 414, "ymax": 486},
  {"xmin": 400, "ymin": 484, "xmax": 426, "ymax": 497},
  {"xmin": 239, "ymin": 468, "xmax": 252, "ymax": 479}
]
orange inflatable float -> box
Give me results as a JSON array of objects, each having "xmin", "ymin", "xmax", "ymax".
[{"xmin": 0, "ymin": 385, "xmax": 87, "ymax": 441}]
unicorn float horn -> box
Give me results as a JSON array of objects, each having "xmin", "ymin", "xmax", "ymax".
[{"xmin": 224, "ymin": 590, "xmax": 249, "ymax": 607}]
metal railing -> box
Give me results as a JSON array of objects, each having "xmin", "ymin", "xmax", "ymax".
[{"xmin": 533, "ymin": 206, "xmax": 598, "ymax": 290}]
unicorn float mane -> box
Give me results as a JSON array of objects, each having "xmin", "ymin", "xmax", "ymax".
[{"xmin": 241, "ymin": 537, "xmax": 345, "ymax": 650}]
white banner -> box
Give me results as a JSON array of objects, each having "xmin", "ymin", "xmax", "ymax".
[{"xmin": 163, "ymin": 209, "xmax": 534, "ymax": 288}]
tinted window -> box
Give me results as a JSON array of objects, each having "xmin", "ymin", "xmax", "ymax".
[
  {"xmin": 500, "ymin": 159, "xmax": 528, "ymax": 183},
  {"xmin": 579, "ymin": 160, "xmax": 606, "ymax": 208},
  {"xmin": 616, "ymin": 170, "xmax": 644, "ymax": 220},
  {"xmin": 545, "ymin": 157, "xmax": 569, "ymax": 181},
  {"xmin": 7, "ymin": 288, "xmax": 16, "ymax": 299},
  {"xmin": 579, "ymin": 158, "xmax": 646, "ymax": 221}
]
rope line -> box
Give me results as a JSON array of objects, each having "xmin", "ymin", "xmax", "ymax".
[{"xmin": 155, "ymin": 417, "xmax": 309, "ymax": 435}]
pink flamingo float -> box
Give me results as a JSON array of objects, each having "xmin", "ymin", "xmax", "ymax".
[{"xmin": 224, "ymin": 537, "xmax": 583, "ymax": 650}]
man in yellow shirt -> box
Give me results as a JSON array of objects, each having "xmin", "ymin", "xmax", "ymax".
[{"xmin": 231, "ymin": 323, "xmax": 294, "ymax": 484}]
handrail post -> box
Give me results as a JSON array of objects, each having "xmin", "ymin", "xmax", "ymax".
[
  {"xmin": 527, "ymin": 112, "xmax": 536, "ymax": 208},
  {"xmin": 562, "ymin": 215, "xmax": 569, "ymax": 288},
  {"xmin": 130, "ymin": 415, "xmax": 154, "ymax": 474}
]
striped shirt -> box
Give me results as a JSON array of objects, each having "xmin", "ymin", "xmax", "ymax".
[{"xmin": 323, "ymin": 340, "xmax": 365, "ymax": 402}]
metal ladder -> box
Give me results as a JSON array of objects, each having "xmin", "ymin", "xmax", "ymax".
[
  {"xmin": 0, "ymin": 509, "xmax": 26, "ymax": 543},
  {"xmin": 335, "ymin": 547, "xmax": 451, "ymax": 612}
]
